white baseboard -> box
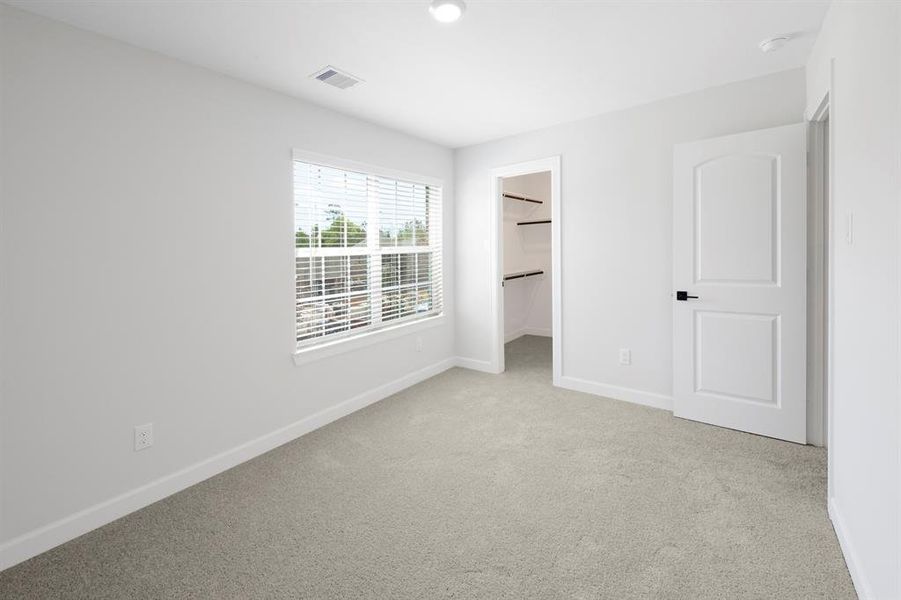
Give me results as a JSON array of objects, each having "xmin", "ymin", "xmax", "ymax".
[
  {"xmin": 0, "ymin": 357, "xmax": 456, "ymax": 573},
  {"xmin": 504, "ymin": 331, "xmax": 522, "ymax": 343},
  {"xmin": 556, "ymin": 375, "xmax": 673, "ymax": 411},
  {"xmin": 454, "ymin": 356, "xmax": 498, "ymax": 373},
  {"xmin": 504, "ymin": 327, "xmax": 552, "ymax": 343},
  {"xmin": 828, "ymin": 496, "xmax": 871, "ymax": 600}
]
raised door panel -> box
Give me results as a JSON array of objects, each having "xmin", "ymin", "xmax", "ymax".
[{"xmin": 695, "ymin": 155, "xmax": 779, "ymax": 286}]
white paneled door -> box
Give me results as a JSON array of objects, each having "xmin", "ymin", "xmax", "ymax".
[{"xmin": 673, "ymin": 123, "xmax": 807, "ymax": 443}]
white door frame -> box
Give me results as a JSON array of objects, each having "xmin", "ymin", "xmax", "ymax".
[
  {"xmin": 489, "ymin": 156, "xmax": 561, "ymax": 380},
  {"xmin": 808, "ymin": 94, "xmax": 831, "ymax": 449},
  {"xmin": 808, "ymin": 86, "xmax": 834, "ymax": 497}
]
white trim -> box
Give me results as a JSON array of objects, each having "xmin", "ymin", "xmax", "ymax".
[
  {"xmin": 291, "ymin": 149, "xmax": 445, "ymax": 362},
  {"xmin": 825, "ymin": 67, "xmax": 836, "ymax": 502},
  {"xmin": 557, "ymin": 375, "xmax": 674, "ymax": 411},
  {"xmin": 504, "ymin": 327, "xmax": 552, "ymax": 344},
  {"xmin": 809, "ymin": 61, "xmax": 837, "ymax": 503},
  {"xmin": 489, "ymin": 156, "xmax": 562, "ymax": 378},
  {"xmin": 0, "ymin": 357, "xmax": 456, "ymax": 572},
  {"xmin": 453, "ymin": 356, "xmax": 497, "ymax": 373},
  {"xmin": 550, "ymin": 160, "xmax": 563, "ymax": 387},
  {"xmin": 489, "ymin": 172, "xmax": 503, "ymax": 374},
  {"xmin": 828, "ymin": 497, "xmax": 872, "ymax": 600},
  {"xmin": 453, "ymin": 358, "xmax": 675, "ymax": 415},
  {"xmin": 293, "ymin": 314, "xmax": 445, "ymax": 366},
  {"xmin": 807, "ymin": 108, "xmax": 829, "ymax": 448}
]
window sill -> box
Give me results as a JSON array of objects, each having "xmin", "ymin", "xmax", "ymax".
[{"xmin": 292, "ymin": 314, "xmax": 446, "ymax": 367}]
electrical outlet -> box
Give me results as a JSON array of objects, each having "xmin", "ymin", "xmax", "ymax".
[
  {"xmin": 134, "ymin": 423, "xmax": 153, "ymax": 451},
  {"xmin": 619, "ymin": 349, "xmax": 631, "ymax": 366},
  {"xmin": 416, "ymin": 336, "xmax": 423, "ymax": 353}
]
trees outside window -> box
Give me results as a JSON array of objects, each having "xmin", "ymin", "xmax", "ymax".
[{"xmin": 294, "ymin": 160, "xmax": 442, "ymax": 348}]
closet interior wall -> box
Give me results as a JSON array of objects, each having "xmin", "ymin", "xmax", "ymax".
[{"xmin": 503, "ymin": 172, "xmax": 552, "ymax": 343}]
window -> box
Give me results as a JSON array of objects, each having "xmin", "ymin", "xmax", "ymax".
[{"xmin": 294, "ymin": 155, "xmax": 443, "ymax": 350}]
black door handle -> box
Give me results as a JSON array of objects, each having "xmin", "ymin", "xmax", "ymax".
[{"xmin": 676, "ymin": 291, "xmax": 699, "ymax": 301}]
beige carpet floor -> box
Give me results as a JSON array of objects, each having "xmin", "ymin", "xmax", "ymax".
[{"xmin": 0, "ymin": 336, "xmax": 855, "ymax": 599}]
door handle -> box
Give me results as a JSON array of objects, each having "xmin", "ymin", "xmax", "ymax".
[{"xmin": 676, "ymin": 291, "xmax": 699, "ymax": 301}]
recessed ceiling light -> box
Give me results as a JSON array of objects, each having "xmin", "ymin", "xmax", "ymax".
[
  {"xmin": 429, "ymin": 0, "xmax": 466, "ymax": 23},
  {"xmin": 759, "ymin": 35, "xmax": 791, "ymax": 53}
]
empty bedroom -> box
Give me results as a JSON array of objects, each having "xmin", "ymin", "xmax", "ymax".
[{"xmin": 0, "ymin": 1, "xmax": 899, "ymax": 598}]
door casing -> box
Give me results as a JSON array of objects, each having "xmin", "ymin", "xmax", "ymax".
[{"xmin": 489, "ymin": 156, "xmax": 561, "ymax": 378}]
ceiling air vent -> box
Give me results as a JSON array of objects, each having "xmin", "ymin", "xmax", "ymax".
[{"xmin": 311, "ymin": 66, "xmax": 362, "ymax": 90}]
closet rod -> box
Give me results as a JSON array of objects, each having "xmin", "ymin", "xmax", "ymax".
[
  {"xmin": 503, "ymin": 193, "xmax": 543, "ymax": 205},
  {"xmin": 503, "ymin": 269, "xmax": 544, "ymax": 281},
  {"xmin": 516, "ymin": 219, "xmax": 551, "ymax": 226}
]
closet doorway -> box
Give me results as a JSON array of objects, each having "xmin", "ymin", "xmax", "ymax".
[{"xmin": 489, "ymin": 157, "xmax": 561, "ymax": 380}]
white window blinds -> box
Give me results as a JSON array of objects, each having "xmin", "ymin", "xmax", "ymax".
[{"xmin": 294, "ymin": 158, "xmax": 443, "ymax": 349}]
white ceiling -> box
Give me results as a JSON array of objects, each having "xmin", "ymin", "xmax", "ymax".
[{"xmin": 6, "ymin": 0, "xmax": 828, "ymax": 148}]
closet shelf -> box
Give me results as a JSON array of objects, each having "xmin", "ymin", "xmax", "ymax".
[
  {"xmin": 503, "ymin": 193, "xmax": 543, "ymax": 205},
  {"xmin": 516, "ymin": 219, "xmax": 551, "ymax": 226},
  {"xmin": 503, "ymin": 269, "xmax": 544, "ymax": 281}
]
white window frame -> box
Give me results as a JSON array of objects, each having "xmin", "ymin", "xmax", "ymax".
[{"xmin": 291, "ymin": 149, "xmax": 445, "ymax": 366}]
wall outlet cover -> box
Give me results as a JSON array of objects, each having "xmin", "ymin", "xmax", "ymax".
[{"xmin": 134, "ymin": 423, "xmax": 154, "ymax": 451}]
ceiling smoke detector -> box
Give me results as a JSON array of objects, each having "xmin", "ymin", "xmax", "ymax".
[
  {"xmin": 430, "ymin": 0, "xmax": 466, "ymax": 23},
  {"xmin": 310, "ymin": 66, "xmax": 363, "ymax": 90},
  {"xmin": 758, "ymin": 35, "xmax": 792, "ymax": 53}
]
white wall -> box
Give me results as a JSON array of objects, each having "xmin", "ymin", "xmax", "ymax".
[
  {"xmin": 503, "ymin": 172, "xmax": 551, "ymax": 342},
  {"xmin": 0, "ymin": 6, "xmax": 455, "ymax": 567},
  {"xmin": 455, "ymin": 69, "xmax": 805, "ymax": 408},
  {"xmin": 805, "ymin": 2, "xmax": 901, "ymax": 598}
]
